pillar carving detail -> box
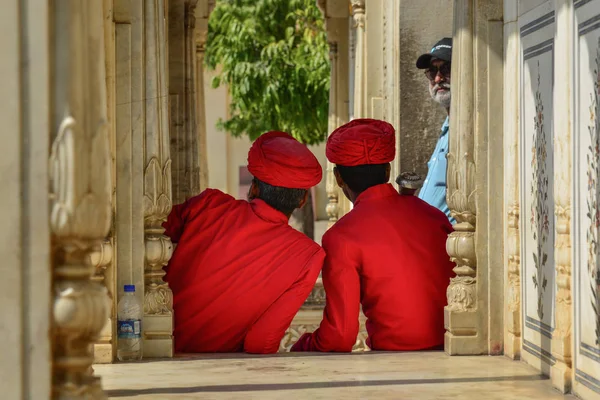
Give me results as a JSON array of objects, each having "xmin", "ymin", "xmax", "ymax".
[
  {"xmin": 143, "ymin": 0, "xmax": 175, "ymax": 358},
  {"xmin": 49, "ymin": 0, "xmax": 112, "ymax": 396}
]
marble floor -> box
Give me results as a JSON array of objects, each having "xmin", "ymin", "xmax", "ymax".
[{"xmin": 95, "ymin": 351, "xmax": 578, "ymax": 399}]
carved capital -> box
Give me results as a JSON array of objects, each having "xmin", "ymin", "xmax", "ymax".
[
  {"xmin": 185, "ymin": 2, "xmax": 198, "ymax": 29},
  {"xmin": 351, "ymin": 0, "xmax": 365, "ymax": 28}
]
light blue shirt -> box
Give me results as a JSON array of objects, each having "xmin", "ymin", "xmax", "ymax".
[{"xmin": 418, "ymin": 117, "xmax": 455, "ymax": 224}]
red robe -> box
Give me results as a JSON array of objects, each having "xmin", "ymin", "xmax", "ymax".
[
  {"xmin": 292, "ymin": 183, "xmax": 454, "ymax": 352},
  {"xmin": 163, "ymin": 189, "xmax": 324, "ymax": 354}
]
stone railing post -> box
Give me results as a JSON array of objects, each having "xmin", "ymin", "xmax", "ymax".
[
  {"xmin": 49, "ymin": 0, "xmax": 112, "ymax": 396},
  {"xmin": 550, "ymin": 0, "xmax": 573, "ymax": 392},
  {"xmin": 503, "ymin": 0, "xmax": 521, "ymax": 360},
  {"xmin": 143, "ymin": 0, "xmax": 175, "ymax": 358}
]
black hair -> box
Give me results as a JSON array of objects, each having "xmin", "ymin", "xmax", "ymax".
[
  {"xmin": 254, "ymin": 178, "xmax": 307, "ymax": 215},
  {"xmin": 335, "ymin": 163, "xmax": 389, "ymax": 194}
]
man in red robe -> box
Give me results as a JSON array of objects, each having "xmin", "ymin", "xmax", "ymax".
[
  {"xmin": 163, "ymin": 131, "xmax": 325, "ymax": 354},
  {"xmin": 291, "ymin": 119, "xmax": 454, "ymax": 352}
]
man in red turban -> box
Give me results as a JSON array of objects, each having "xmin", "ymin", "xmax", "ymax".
[
  {"xmin": 163, "ymin": 131, "xmax": 325, "ymax": 354},
  {"xmin": 291, "ymin": 119, "xmax": 454, "ymax": 352}
]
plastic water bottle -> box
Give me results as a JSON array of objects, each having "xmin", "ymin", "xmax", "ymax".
[{"xmin": 117, "ymin": 284, "xmax": 143, "ymax": 361}]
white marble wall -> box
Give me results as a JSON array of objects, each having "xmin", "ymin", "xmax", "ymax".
[{"xmin": 518, "ymin": 0, "xmax": 557, "ymax": 373}]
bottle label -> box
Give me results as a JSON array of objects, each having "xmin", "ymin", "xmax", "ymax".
[{"xmin": 117, "ymin": 319, "xmax": 142, "ymax": 339}]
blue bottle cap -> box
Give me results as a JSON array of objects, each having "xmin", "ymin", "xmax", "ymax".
[{"xmin": 124, "ymin": 284, "xmax": 135, "ymax": 292}]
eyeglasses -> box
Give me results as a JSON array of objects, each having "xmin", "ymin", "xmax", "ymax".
[{"xmin": 425, "ymin": 63, "xmax": 451, "ymax": 81}]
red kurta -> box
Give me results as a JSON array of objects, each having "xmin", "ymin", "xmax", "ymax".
[
  {"xmin": 163, "ymin": 189, "xmax": 324, "ymax": 354},
  {"xmin": 292, "ymin": 183, "xmax": 454, "ymax": 352}
]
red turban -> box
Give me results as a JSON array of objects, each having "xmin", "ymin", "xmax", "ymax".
[
  {"xmin": 247, "ymin": 131, "xmax": 323, "ymax": 189},
  {"xmin": 326, "ymin": 119, "xmax": 396, "ymax": 166}
]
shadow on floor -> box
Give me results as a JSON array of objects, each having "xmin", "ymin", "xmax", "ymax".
[
  {"xmin": 106, "ymin": 374, "xmax": 548, "ymax": 397},
  {"xmin": 128, "ymin": 349, "xmax": 445, "ymax": 363}
]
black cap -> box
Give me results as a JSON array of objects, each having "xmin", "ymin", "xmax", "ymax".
[{"xmin": 416, "ymin": 37, "xmax": 452, "ymax": 69}]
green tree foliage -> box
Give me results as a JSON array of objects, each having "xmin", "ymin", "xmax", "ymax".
[{"xmin": 205, "ymin": 0, "xmax": 330, "ymax": 145}]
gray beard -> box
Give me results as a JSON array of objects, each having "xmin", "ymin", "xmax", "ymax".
[{"xmin": 429, "ymin": 83, "xmax": 451, "ymax": 109}]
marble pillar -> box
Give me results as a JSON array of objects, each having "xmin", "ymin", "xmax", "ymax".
[
  {"xmin": 320, "ymin": 0, "xmax": 350, "ymax": 227},
  {"xmin": 142, "ymin": 0, "xmax": 175, "ymax": 358},
  {"xmin": 445, "ymin": 0, "xmax": 504, "ymax": 355},
  {"xmin": 550, "ymin": 0, "xmax": 573, "ymax": 392},
  {"xmin": 503, "ymin": 0, "xmax": 522, "ymax": 360},
  {"xmin": 1, "ymin": 0, "xmax": 52, "ymax": 397},
  {"xmin": 195, "ymin": 0, "xmax": 215, "ymax": 192},
  {"xmin": 351, "ymin": 0, "xmax": 366, "ymax": 120},
  {"xmin": 169, "ymin": 0, "xmax": 202, "ymax": 204},
  {"xmin": 49, "ymin": 0, "xmax": 112, "ymax": 397}
]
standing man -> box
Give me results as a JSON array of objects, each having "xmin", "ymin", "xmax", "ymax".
[
  {"xmin": 416, "ymin": 37, "xmax": 454, "ymax": 223},
  {"xmin": 291, "ymin": 119, "xmax": 454, "ymax": 352},
  {"xmin": 163, "ymin": 131, "xmax": 325, "ymax": 354}
]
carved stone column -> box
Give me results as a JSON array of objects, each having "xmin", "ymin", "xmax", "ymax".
[
  {"xmin": 350, "ymin": 0, "xmax": 366, "ymax": 119},
  {"xmin": 49, "ymin": 0, "xmax": 112, "ymax": 397},
  {"xmin": 325, "ymin": 39, "xmax": 340, "ymax": 227},
  {"xmin": 195, "ymin": 0, "xmax": 215, "ymax": 192},
  {"xmin": 445, "ymin": 0, "xmax": 504, "ymax": 355},
  {"xmin": 550, "ymin": 0, "xmax": 573, "ymax": 392},
  {"xmin": 143, "ymin": 0, "xmax": 175, "ymax": 358},
  {"xmin": 2, "ymin": 0, "xmax": 52, "ymax": 397},
  {"xmin": 445, "ymin": 1, "xmax": 478, "ymax": 354},
  {"xmin": 503, "ymin": 0, "xmax": 521, "ymax": 360},
  {"xmin": 169, "ymin": 0, "xmax": 202, "ymax": 204},
  {"xmin": 319, "ymin": 1, "xmax": 350, "ymax": 227}
]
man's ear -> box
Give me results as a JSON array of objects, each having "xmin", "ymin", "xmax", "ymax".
[
  {"xmin": 298, "ymin": 190, "xmax": 309, "ymax": 209},
  {"xmin": 248, "ymin": 179, "xmax": 260, "ymax": 200},
  {"xmin": 385, "ymin": 163, "xmax": 391, "ymax": 182},
  {"xmin": 334, "ymin": 167, "xmax": 344, "ymax": 188}
]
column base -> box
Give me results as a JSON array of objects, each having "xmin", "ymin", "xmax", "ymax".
[
  {"xmin": 550, "ymin": 359, "xmax": 572, "ymax": 393},
  {"xmin": 444, "ymin": 308, "xmax": 485, "ymax": 355},
  {"xmin": 143, "ymin": 314, "xmax": 174, "ymax": 358},
  {"xmin": 504, "ymin": 332, "xmax": 521, "ymax": 360},
  {"xmin": 94, "ymin": 318, "xmax": 114, "ymax": 363}
]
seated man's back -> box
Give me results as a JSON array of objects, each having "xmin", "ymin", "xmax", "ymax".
[
  {"xmin": 292, "ymin": 119, "xmax": 454, "ymax": 352},
  {"xmin": 324, "ymin": 186, "xmax": 452, "ymax": 350},
  {"xmin": 164, "ymin": 131, "xmax": 325, "ymax": 354}
]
